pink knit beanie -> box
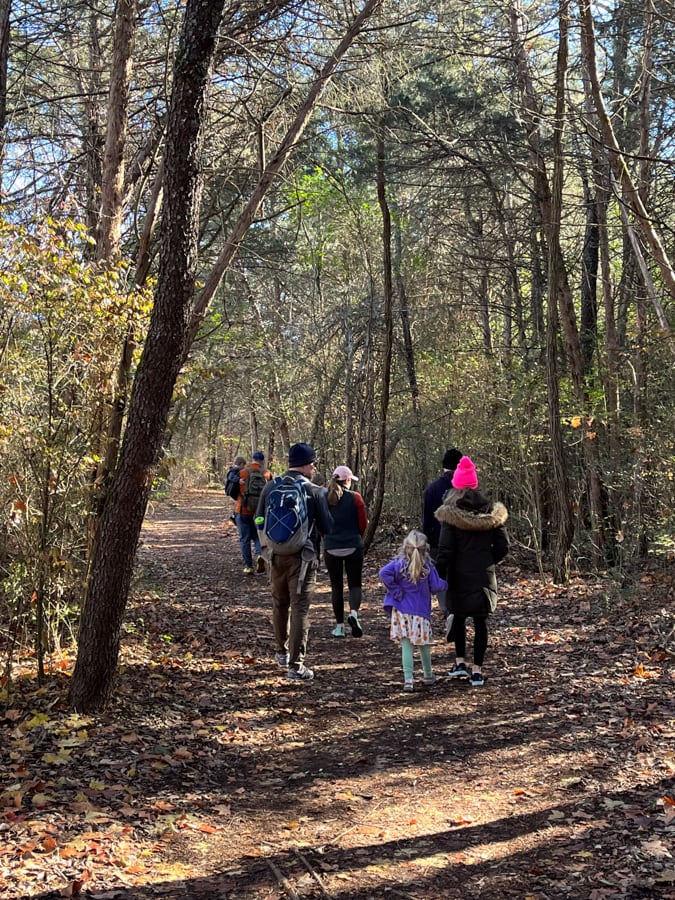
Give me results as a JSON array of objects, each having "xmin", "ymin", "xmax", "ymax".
[{"xmin": 452, "ymin": 456, "xmax": 478, "ymax": 490}]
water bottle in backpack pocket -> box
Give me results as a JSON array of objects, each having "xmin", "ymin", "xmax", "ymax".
[{"xmin": 264, "ymin": 476, "xmax": 310, "ymax": 555}]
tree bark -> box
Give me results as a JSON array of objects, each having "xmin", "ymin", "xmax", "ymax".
[
  {"xmin": 393, "ymin": 204, "xmax": 427, "ymax": 500},
  {"xmin": 97, "ymin": 0, "xmax": 138, "ymax": 262},
  {"xmin": 579, "ymin": 0, "xmax": 675, "ymax": 316},
  {"xmin": 547, "ymin": 1, "xmax": 574, "ymax": 582},
  {"xmin": 0, "ymin": 0, "xmax": 11, "ymax": 189},
  {"xmin": 364, "ymin": 121, "xmax": 393, "ymax": 551}
]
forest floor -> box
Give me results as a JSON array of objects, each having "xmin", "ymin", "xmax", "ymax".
[{"xmin": 1, "ymin": 488, "xmax": 674, "ymax": 900}]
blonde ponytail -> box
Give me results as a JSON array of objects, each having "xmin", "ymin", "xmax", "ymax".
[{"xmin": 399, "ymin": 529, "xmax": 431, "ymax": 583}]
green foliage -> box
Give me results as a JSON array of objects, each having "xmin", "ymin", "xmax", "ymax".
[{"xmin": 0, "ymin": 217, "xmax": 150, "ymax": 678}]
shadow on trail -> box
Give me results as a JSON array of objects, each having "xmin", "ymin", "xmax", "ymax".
[{"xmin": 26, "ymin": 776, "xmax": 674, "ymax": 898}]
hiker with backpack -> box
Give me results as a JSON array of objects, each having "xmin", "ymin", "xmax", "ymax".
[
  {"xmin": 255, "ymin": 442, "xmax": 333, "ymax": 682},
  {"xmin": 224, "ymin": 456, "xmax": 247, "ymax": 502},
  {"xmin": 234, "ymin": 451, "xmax": 272, "ymax": 575}
]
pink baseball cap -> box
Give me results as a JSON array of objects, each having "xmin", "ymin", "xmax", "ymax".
[{"xmin": 333, "ymin": 465, "xmax": 358, "ymax": 482}]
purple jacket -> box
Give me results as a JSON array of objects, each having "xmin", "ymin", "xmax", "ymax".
[{"xmin": 379, "ymin": 557, "xmax": 448, "ymax": 619}]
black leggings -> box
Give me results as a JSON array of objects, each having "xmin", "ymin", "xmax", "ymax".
[
  {"xmin": 324, "ymin": 548, "xmax": 363, "ymax": 623},
  {"xmin": 452, "ymin": 615, "xmax": 488, "ymax": 666}
]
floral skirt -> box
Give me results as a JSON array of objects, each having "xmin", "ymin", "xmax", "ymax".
[{"xmin": 389, "ymin": 608, "xmax": 432, "ymax": 646}]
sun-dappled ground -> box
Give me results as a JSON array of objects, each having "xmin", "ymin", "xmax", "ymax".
[{"xmin": 1, "ymin": 488, "xmax": 674, "ymax": 899}]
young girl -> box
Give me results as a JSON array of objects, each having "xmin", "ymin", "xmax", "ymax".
[{"xmin": 379, "ymin": 530, "xmax": 448, "ymax": 692}]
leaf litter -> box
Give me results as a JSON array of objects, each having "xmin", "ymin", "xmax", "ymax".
[{"xmin": 1, "ymin": 489, "xmax": 673, "ymax": 899}]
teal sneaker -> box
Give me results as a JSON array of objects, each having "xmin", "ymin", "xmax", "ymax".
[{"xmin": 347, "ymin": 611, "xmax": 363, "ymax": 637}]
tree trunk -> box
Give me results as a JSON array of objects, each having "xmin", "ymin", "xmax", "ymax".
[
  {"xmin": 364, "ymin": 122, "xmax": 394, "ymax": 551},
  {"xmin": 0, "ymin": 0, "xmax": 11, "ymax": 189},
  {"xmin": 579, "ymin": 0, "xmax": 675, "ymax": 316},
  {"xmin": 580, "ymin": 179, "xmax": 599, "ymax": 372},
  {"xmin": 70, "ymin": 0, "xmax": 227, "ymax": 713},
  {"xmin": 547, "ymin": 2, "xmax": 574, "ymax": 582},
  {"xmin": 393, "ymin": 206, "xmax": 427, "ymax": 500},
  {"xmin": 97, "ymin": 0, "xmax": 137, "ymax": 262}
]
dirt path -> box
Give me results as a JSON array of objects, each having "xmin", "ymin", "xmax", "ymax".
[{"xmin": 3, "ymin": 489, "xmax": 674, "ymax": 900}]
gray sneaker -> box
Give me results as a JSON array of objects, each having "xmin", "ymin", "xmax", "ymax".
[
  {"xmin": 286, "ymin": 665, "xmax": 314, "ymax": 681},
  {"xmin": 274, "ymin": 652, "xmax": 289, "ymax": 667}
]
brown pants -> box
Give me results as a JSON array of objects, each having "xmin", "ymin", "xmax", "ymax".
[{"xmin": 269, "ymin": 553, "xmax": 316, "ymax": 670}]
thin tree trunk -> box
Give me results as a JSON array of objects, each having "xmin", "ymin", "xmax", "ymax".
[
  {"xmin": 547, "ymin": 2, "xmax": 575, "ymax": 581},
  {"xmin": 579, "ymin": 0, "xmax": 675, "ymax": 316},
  {"xmin": 0, "ymin": 0, "xmax": 11, "ymax": 190},
  {"xmin": 97, "ymin": 0, "xmax": 138, "ymax": 262},
  {"xmin": 364, "ymin": 122, "xmax": 393, "ymax": 551},
  {"xmin": 393, "ymin": 206, "xmax": 427, "ymax": 500}
]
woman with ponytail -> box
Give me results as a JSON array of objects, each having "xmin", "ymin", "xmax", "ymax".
[
  {"xmin": 379, "ymin": 530, "xmax": 447, "ymax": 692},
  {"xmin": 324, "ymin": 466, "xmax": 368, "ymax": 637}
]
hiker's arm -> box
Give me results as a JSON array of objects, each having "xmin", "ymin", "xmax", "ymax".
[{"xmin": 354, "ymin": 492, "xmax": 368, "ymax": 535}]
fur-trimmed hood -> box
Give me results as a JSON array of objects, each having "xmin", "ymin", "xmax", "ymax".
[{"xmin": 435, "ymin": 489, "xmax": 508, "ymax": 532}]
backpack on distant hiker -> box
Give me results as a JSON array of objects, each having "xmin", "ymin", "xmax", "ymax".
[
  {"xmin": 263, "ymin": 475, "xmax": 310, "ymax": 555},
  {"xmin": 242, "ymin": 467, "xmax": 267, "ymax": 511},
  {"xmin": 224, "ymin": 465, "xmax": 241, "ymax": 500}
]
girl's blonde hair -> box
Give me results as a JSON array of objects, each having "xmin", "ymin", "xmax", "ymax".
[{"xmin": 399, "ymin": 529, "xmax": 431, "ymax": 583}]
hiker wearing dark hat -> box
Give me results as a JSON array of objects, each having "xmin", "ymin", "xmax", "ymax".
[
  {"xmin": 235, "ymin": 451, "xmax": 272, "ymax": 574},
  {"xmin": 256, "ymin": 443, "xmax": 333, "ymax": 681},
  {"xmin": 422, "ymin": 447, "xmax": 462, "ymax": 616},
  {"xmin": 435, "ymin": 456, "xmax": 509, "ymax": 687}
]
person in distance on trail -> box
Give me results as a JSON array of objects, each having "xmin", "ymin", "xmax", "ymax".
[
  {"xmin": 224, "ymin": 455, "xmax": 247, "ymax": 523},
  {"xmin": 422, "ymin": 447, "xmax": 462, "ymax": 621},
  {"xmin": 323, "ymin": 465, "xmax": 368, "ymax": 638},
  {"xmin": 379, "ymin": 530, "xmax": 447, "ymax": 692},
  {"xmin": 435, "ymin": 456, "xmax": 509, "ymax": 687},
  {"xmin": 256, "ymin": 442, "xmax": 333, "ymax": 682},
  {"xmin": 235, "ymin": 451, "xmax": 272, "ymax": 575}
]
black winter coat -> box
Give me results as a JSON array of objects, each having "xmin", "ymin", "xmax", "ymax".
[{"xmin": 434, "ymin": 489, "xmax": 509, "ymax": 617}]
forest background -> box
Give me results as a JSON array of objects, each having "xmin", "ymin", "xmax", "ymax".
[{"xmin": 0, "ymin": 0, "xmax": 673, "ymax": 712}]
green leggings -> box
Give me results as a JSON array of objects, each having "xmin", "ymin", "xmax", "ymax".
[{"xmin": 401, "ymin": 638, "xmax": 432, "ymax": 680}]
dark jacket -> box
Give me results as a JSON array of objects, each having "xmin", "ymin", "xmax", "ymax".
[
  {"xmin": 435, "ymin": 489, "xmax": 509, "ymax": 616},
  {"xmin": 323, "ymin": 489, "xmax": 367, "ymax": 552},
  {"xmin": 422, "ymin": 471, "xmax": 454, "ymax": 550}
]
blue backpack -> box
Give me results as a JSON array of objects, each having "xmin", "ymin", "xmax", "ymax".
[{"xmin": 263, "ymin": 475, "xmax": 310, "ymax": 555}]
